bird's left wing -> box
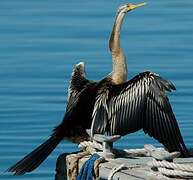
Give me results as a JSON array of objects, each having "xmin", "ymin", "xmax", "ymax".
[
  {"xmin": 91, "ymin": 71, "xmax": 188, "ymax": 155},
  {"xmin": 66, "ymin": 62, "xmax": 93, "ymax": 112},
  {"xmin": 53, "ymin": 62, "xmax": 95, "ymax": 139}
]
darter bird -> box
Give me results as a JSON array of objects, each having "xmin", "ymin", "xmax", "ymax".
[{"xmin": 7, "ymin": 2, "xmax": 188, "ymax": 176}]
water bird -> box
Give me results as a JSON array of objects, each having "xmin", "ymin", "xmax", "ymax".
[{"xmin": 7, "ymin": 2, "xmax": 188, "ymax": 176}]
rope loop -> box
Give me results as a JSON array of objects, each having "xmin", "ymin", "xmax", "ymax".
[
  {"xmin": 108, "ymin": 164, "xmax": 126, "ymax": 180},
  {"xmin": 78, "ymin": 141, "xmax": 193, "ymax": 179},
  {"xmin": 148, "ymin": 159, "xmax": 193, "ymax": 178}
]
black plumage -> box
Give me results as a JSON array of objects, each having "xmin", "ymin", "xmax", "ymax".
[
  {"xmin": 7, "ymin": 3, "xmax": 188, "ymax": 176},
  {"xmin": 91, "ymin": 70, "xmax": 187, "ymax": 156},
  {"xmin": 7, "ymin": 62, "xmax": 188, "ymax": 176}
]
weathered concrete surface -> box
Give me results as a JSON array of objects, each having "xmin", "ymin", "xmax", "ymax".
[{"xmin": 56, "ymin": 152, "xmax": 193, "ymax": 180}]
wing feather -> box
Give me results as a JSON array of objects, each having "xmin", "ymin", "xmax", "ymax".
[
  {"xmin": 91, "ymin": 87, "xmax": 109, "ymax": 136},
  {"xmin": 145, "ymin": 75, "xmax": 187, "ymax": 154},
  {"xmin": 66, "ymin": 62, "xmax": 92, "ymax": 112},
  {"xmin": 91, "ymin": 71, "xmax": 188, "ymax": 155}
]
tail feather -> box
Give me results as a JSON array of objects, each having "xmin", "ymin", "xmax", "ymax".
[{"xmin": 6, "ymin": 136, "xmax": 61, "ymax": 176}]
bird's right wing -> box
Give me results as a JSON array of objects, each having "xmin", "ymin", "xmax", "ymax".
[
  {"xmin": 91, "ymin": 71, "xmax": 188, "ymax": 155},
  {"xmin": 110, "ymin": 71, "xmax": 187, "ymax": 155}
]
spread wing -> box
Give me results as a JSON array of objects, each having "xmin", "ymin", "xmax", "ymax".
[
  {"xmin": 66, "ymin": 62, "xmax": 93, "ymax": 112},
  {"xmin": 91, "ymin": 71, "xmax": 188, "ymax": 155},
  {"xmin": 53, "ymin": 62, "xmax": 95, "ymax": 139}
]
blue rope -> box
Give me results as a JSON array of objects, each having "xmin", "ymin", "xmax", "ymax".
[{"xmin": 76, "ymin": 153, "xmax": 100, "ymax": 180}]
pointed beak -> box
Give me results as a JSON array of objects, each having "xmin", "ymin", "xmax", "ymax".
[{"xmin": 130, "ymin": 2, "xmax": 147, "ymax": 10}]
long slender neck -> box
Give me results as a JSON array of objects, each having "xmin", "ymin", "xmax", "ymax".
[{"xmin": 109, "ymin": 10, "xmax": 128, "ymax": 84}]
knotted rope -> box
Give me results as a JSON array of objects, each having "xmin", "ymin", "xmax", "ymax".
[
  {"xmin": 78, "ymin": 141, "xmax": 103, "ymax": 154},
  {"xmin": 148, "ymin": 159, "xmax": 193, "ymax": 172},
  {"xmin": 93, "ymin": 156, "xmax": 106, "ymax": 177},
  {"xmin": 148, "ymin": 159, "xmax": 193, "ymax": 178},
  {"xmin": 158, "ymin": 167, "xmax": 193, "ymax": 179},
  {"xmin": 78, "ymin": 141, "xmax": 193, "ymax": 179}
]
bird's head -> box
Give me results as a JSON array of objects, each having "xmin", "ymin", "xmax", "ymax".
[{"xmin": 117, "ymin": 2, "xmax": 147, "ymax": 14}]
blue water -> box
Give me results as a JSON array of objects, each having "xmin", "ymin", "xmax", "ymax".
[{"xmin": 1, "ymin": 0, "xmax": 193, "ymax": 179}]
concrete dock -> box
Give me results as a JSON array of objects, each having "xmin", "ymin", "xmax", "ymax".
[{"xmin": 55, "ymin": 151, "xmax": 193, "ymax": 180}]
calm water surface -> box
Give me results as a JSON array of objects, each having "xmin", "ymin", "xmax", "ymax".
[{"xmin": 1, "ymin": 0, "xmax": 193, "ymax": 179}]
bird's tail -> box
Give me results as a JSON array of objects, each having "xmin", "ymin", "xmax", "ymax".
[{"xmin": 6, "ymin": 136, "xmax": 62, "ymax": 176}]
